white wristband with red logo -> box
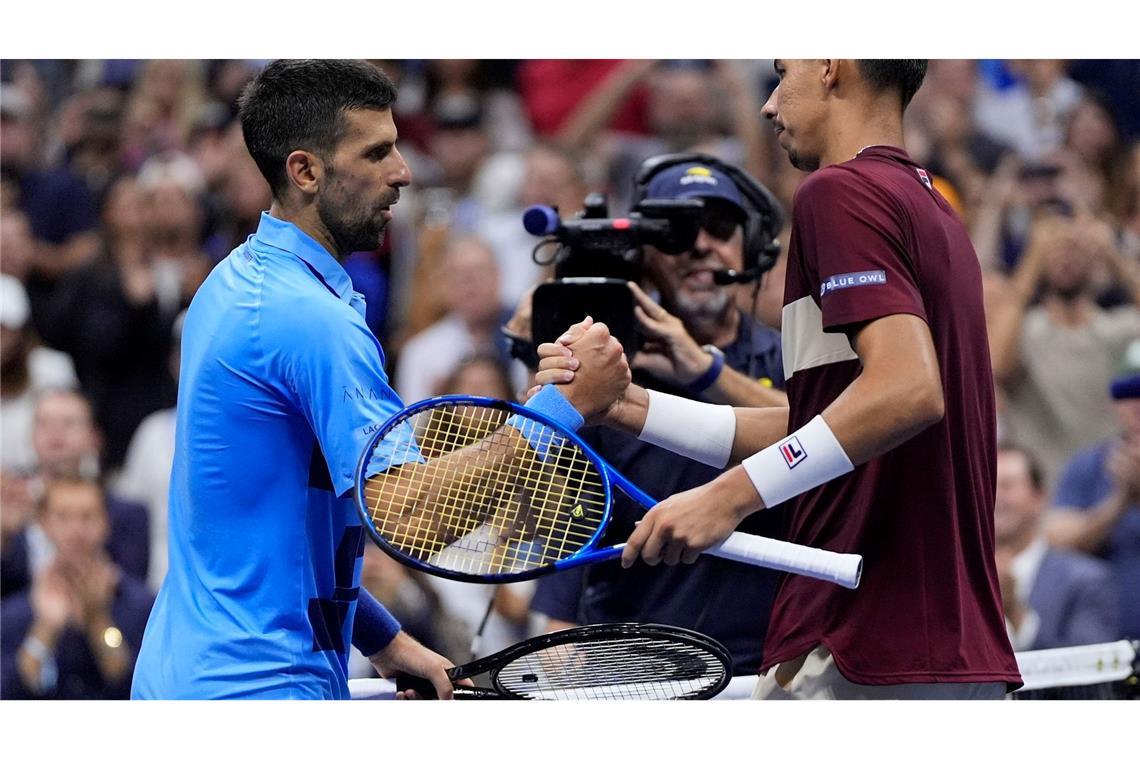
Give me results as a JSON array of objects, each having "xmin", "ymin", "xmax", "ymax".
[
  {"xmin": 638, "ymin": 389, "xmax": 736, "ymax": 469},
  {"xmin": 741, "ymin": 415, "xmax": 853, "ymax": 508}
]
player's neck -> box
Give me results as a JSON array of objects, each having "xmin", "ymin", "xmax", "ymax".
[
  {"xmin": 820, "ymin": 105, "xmax": 906, "ymax": 169},
  {"xmin": 268, "ymin": 201, "xmax": 346, "ymax": 262}
]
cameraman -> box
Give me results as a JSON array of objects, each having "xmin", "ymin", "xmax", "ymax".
[
  {"xmin": 628, "ymin": 164, "xmax": 786, "ymax": 406},
  {"xmin": 520, "ymin": 158, "xmax": 787, "ymax": 673}
]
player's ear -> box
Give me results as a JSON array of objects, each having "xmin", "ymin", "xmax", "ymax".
[
  {"xmin": 821, "ymin": 60, "xmax": 840, "ymax": 92},
  {"xmin": 285, "ymin": 150, "xmax": 324, "ymax": 198}
]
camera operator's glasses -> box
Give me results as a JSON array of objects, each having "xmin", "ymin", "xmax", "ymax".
[{"xmin": 698, "ymin": 207, "xmax": 743, "ymax": 243}]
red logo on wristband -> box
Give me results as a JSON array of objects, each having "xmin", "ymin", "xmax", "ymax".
[{"xmin": 780, "ymin": 437, "xmax": 806, "ymax": 469}]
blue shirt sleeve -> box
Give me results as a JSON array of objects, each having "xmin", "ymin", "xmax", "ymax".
[{"xmin": 274, "ymin": 299, "xmax": 405, "ymax": 498}]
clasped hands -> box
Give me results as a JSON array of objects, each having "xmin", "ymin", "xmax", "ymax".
[{"xmin": 527, "ymin": 312, "xmax": 748, "ymax": 569}]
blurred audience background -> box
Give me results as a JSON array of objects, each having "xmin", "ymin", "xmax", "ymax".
[{"xmin": 1, "ymin": 59, "xmax": 1137, "ymax": 697}]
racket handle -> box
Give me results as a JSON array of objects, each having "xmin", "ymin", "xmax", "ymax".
[
  {"xmin": 394, "ymin": 674, "xmax": 437, "ymax": 696},
  {"xmin": 394, "ymin": 675, "xmax": 505, "ymax": 700},
  {"xmin": 706, "ymin": 532, "xmax": 862, "ymax": 589}
]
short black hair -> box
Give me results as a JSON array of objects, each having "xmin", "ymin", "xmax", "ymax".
[
  {"xmin": 237, "ymin": 59, "xmax": 397, "ymax": 198},
  {"xmin": 997, "ymin": 442, "xmax": 1045, "ymax": 493},
  {"xmin": 856, "ymin": 60, "xmax": 928, "ymax": 110}
]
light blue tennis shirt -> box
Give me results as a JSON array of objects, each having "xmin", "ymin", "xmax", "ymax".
[{"xmin": 132, "ymin": 213, "xmax": 405, "ymax": 699}]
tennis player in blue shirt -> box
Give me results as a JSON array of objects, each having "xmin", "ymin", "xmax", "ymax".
[{"xmin": 131, "ymin": 60, "xmax": 463, "ymax": 699}]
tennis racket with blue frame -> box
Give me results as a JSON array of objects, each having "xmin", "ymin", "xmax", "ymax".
[{"xmin": 353, "ymin": 395, "xmax": 862, "ymax": 587}]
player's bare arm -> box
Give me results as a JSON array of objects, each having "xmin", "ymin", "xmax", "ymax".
[
  {"xmin": 535, "ymin": 328, "xmax": 789, "ymax": 462},
  {"xmin": 820, "ymin": 313, "xmax": 944, "ymax": 463},
  {"xmin": 622, "ymin": 312, "xmax": 945, "ymax": 565}
]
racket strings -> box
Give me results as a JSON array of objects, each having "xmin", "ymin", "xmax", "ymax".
[
  {"xmin": 369, "ymin": 406, "xmax": 519, "ymax": 558},
  {"xmin": 495, "ymin": 637, "xmax": 726, "ymax": 700},
  {"xmin": 362, "ymin": 403, "xmax": 607, "ymax": 576}
]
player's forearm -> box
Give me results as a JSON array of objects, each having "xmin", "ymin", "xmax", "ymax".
[
  {"xmin": 354, "ymin": 589, "xmax": 403, "ymax": 656},
  {"xmin": 728, "ymin": 406, "xmax": 790, "ymax": 464},
  {"xmin": 821, "ymin": 365, "xmax": 944, "ymax": 466},
  {"xmin": 604, "ymin": 384, "xmax": 787, "ymax": 467},
  {"xmin": 600, "ymin": 383, "xmax": 651, "ymax": 436},
  {"xmin": 813, "ymin": 315, "xmax": 947, "ymax": 466},
  {"xmin": 370, "ymin": 428, "xmax": 531, "ymax": 541}
]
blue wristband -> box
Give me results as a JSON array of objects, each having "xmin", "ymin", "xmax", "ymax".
[
  {"xmin": 524, "ymin": 384, "xmax": 585, "ymax": 431},
  {"xmin": 353, "ymin": 589, "xmax": 402, "ymax": 657},
  {"xmin": 687, "ymin": 345, "xmax": 725, "ymax": 395},
  {"xmin": 508, "ymin": 385, "xmax": 584, "ymax": 459}
]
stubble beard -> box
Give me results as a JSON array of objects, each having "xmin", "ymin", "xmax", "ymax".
[
  {"xmin": 318, "ymin": 193, "xmax": 387, "ymax": 258},
  {"xmin": 786, "ymin": 147, "xmax": 820, "ymax": 173}
]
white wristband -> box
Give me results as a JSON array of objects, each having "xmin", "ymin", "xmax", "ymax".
[
  {"xmin": 638, "ymin": 389, "xmax": 736, "ymax": 469},
  {"xmin": 742, "ymin": 415, "xmax": 853, "ymax": 508}
]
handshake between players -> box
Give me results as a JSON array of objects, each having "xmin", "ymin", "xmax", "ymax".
[{"xmin": 528, "ymin": 314, "xmax": 766, "ymax": 569}]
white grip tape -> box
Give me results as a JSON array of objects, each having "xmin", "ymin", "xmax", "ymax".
[
  {"xmin": 742, "ymin": 415, "xmax": 853, "ymax": 509},
  {"xmin": 706, "ymin": 531, "xmax": 862, "ymax": 589},
  {"xmin": 349, "ymin": 678, "xmax": 398, "ymax": 700},
  {"xmin": 639, "ymin": 389, "xmax": 736, "ymax": 469}
]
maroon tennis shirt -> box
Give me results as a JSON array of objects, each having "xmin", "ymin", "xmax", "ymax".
[{"xmin": 762, "ymin": 145, "xmax": 1021, "ymax": 687}]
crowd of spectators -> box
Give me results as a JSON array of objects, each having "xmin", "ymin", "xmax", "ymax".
[{"xmin": 1, "ymin": 59, "xmax": 1137, "ymax": 698}]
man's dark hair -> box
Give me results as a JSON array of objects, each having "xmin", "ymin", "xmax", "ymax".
[
  {"xmin": 237, "ymin": 59, "xmax": 397, "ymax": 198},
  {"xmin": 856, "ymin": 60, "xmax": 928, "ymax": 110},
  {"xmin": 997, "ymin": 442, "xmax": 1045, "ymax": 493}
]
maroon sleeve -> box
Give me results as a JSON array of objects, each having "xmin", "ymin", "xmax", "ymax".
[{"xmin": 793, "ymin": 168, "xmax": 927, "ymax": 333}]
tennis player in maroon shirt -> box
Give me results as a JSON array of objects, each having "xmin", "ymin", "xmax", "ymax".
[{"xmin": 533, "ymin": 60, "xmax": 1022, "ymax": 698}]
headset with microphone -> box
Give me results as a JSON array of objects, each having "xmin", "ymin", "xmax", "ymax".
[{"xmin": 630, "ymin": 153, "xmax": 785, "ymax": 285}]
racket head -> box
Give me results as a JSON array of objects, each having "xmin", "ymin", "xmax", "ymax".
[
  {"xmin": 474, "ymin": 623, "xmax": 733, "ymax": 701},
  {"xmin": 354, "ymin": 395, "xmax": 614, "ymax": 583}
]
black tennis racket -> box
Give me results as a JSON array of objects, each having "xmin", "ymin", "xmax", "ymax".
[
  {"xmin": 353, "ymin": 395, "xmax": 862, "ymax": 587},
  {"xmin": 392, "ymin": 623, "xmax": 732, "ymax": 700}
]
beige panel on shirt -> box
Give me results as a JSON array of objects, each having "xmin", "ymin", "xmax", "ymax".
[{"xmin": 780, "ymin": 296, "xmax": 859, "ymax": 382}]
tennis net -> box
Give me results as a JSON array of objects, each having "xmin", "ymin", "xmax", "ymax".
[
  {"xmin": 349, "ymin": 639, "xmax": 1140, "ymax": 700},
  {"xmin": 1010, "ymin": 639, "xmax": 1139, "ymax": 700}
]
